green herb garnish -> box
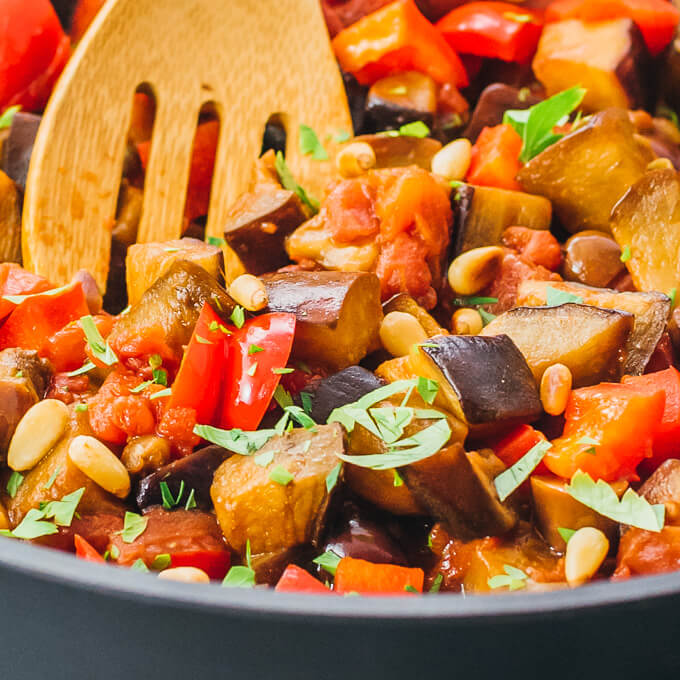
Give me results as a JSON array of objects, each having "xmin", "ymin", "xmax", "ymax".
[
  {"xmin": 4, "ymin": 509, "xmax": 58, "ymax": 539},
  {"xmin": 43, "ymin": 466, "xmax": 61, "ymax": 491},
  {"xmin": 151, "ymin": 554, "xmax": 172, "ymax": 570},
  {"xmin": 429, "ymin": 574, "xmax": 443, "ymax": 593},
  {"xmin": 120, "ymin": 512, "xmax": 148, "ymax": 543},
  {"xmin": 160, "ymin": 480, "xmax": 185, "ymax": 510},
  {"xmin": 416, "ymin": 377, "xmax": 438, "ymax": 405},
  {"xmin": 6, "ymin": 471, "xmax": 23, "ymax": 499},
  {"xmin": 620, "ymin": 245, "xmax": 631, "ymax": 263},
  {"xmin": 299, "ymin": 124, "xmax": 329, "ymax": 161},
  {"xmin": 494, "ymin": 440, "xmax": 552, "ymax": 502},
  {"xmin": 272, "ymin": 367, "xmax": 294, "ymax": 374},
  {"xmin": 184, "ymin": 488, "xmax": 197, "ymax": 510},
  {"xmin": 557, "ymin": 527, "xmax": 576, "ymax": 543},
  {"xmin": 453, "ymin": 296, "xmax": 498, "ymax": 306},
  {"xmin": 74, "ymin": 403, "xmax": 88, "ymax": 412},
  {"xmin": 269, "ymin": 465, "xmax": 294, "ymax": 486},
  {"xmin": 398, "ymin": 121, "xmax": 430, "ymax": 138},
  {"xmin": 313, "ymin": 549, "xmax": 342, "ymax": 576},
  {"xmin": 206, "ymin": 236, "xmax": 226, "ymax": 247},
  {"xmin": 334, "ymin": 129, "xmax": 351, "ymax": 144},
  {"xmin": 0, "ymin": 105, "xmax": 21, "ymax": 130},
  {"xmin": 80, "ymin": 315, "xmax": 118, "ymax": 365},
  {"xmin": 326, "ymin": 462, "xmax": 341, "ymax": 493},
  {"xmin": 545, "ymin": 287, "xmax": 583, "ymax": 307},
  {"xmin": 150, "ymin": 388, "xmax": 171, "ymax": 400},
  {"xmin": 248, "ymin": 344, "xmax": 264, "ymax": 355},
  {"xmin": 66, "ymin": 361, "xmax": 96, "ymax": 377},
  {"xmin": 247, "ymin": 363, "xmax": 258, "ymax": 377},
  {"xmin": 275, "ymin": 151, "xmax": 319, "ymax": 213},
  {"xmin": 487, "ymin": 565, "xmax": 529, "ymax": 591},
  {"xmin": 230, "ymin": 305, "xmax": 245, "ymax": 329},
  {"xmin": 131, "ymin": 559, "xmax": 149, "ymax": 573},
  {"xmin": 393, "ymin": 469, "xmax": 404, "ymax": 487},
  {"xmin": 254, "ymin": 450, "xmax": 275, "ymax": 467}
]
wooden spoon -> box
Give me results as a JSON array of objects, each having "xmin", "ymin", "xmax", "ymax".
[{"xmin": 22, "ymin": 0, "xmax": 351, "ymax": 291}]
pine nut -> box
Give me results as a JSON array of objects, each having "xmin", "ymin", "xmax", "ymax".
[
  {"xmin": 158, "ymin": 566, "xmax": 210, "ymax": 584},
  {"xmin": 336, "ymin": 142, "xmax": 376, "ymax": 178},
  {"xmin": 565, "ymin": 527, "xmax": 609, "ymax": 587},
  {"xmin": 379, "ymin": 311, "xmax": 428, "ymax": 357},
  {"xmin": 540, "ymin": 363, "xmax": 573, "ymax": 416},
  {"xmin": 8, "ymin": 399, "xmax": 70, "ymax": 471},
  {"xmin": 447, "ymin": 246, "xmax": 504, "ymax": 296},
  {"xmin": 452, "ymin": 308, "xmax": 483, "ymax": 335},
  {"xmin": 0, "ymin": 500, "xmax": 9, "ymax": 531},
  {"xmin": 228, "ymin": 274, "xmax": 268, "ymax": 311},
  {"xmin": 121, "ymin": 435, "xmax": 171, "ymax": 476},
  {"xmin": 431, "ymin": 138, "xmax": 472, "ymax": 181},
  {"xmin": 68, "ymin": 435, "xmax": 131, "ymax": 498}
]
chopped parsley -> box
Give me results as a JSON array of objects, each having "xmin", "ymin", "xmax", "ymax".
[
  {"xmin": 545, "ymin": 287, "xmax": 583, "ymax": 307},
  {"xmin": 160, "ymin": 480, "xmax": 185, "ymax": 510},
  {"xmin": 80, "ymin": 315, "xmax": 118, "ymax": 365},
  {"xmin": 313, "ymin": 549, "xmax": 342, "ymax": 576},
  {"xmin": 247, "ymin": 363, "xmax": 258, "ymax": 377},
  {"xmin": 206, "ymin": 236, "xmax": 226, "ymax": 247},
  {"xmin": 0, "ymin": 105, "xmax": 20, "ymax": 130},
  {"xmin": 393, "ymin": 469, "xmax": 404, "ymax": 487},
  {"xmin": 452, "ymin": 296, "xmax": 498, "ymax": 306},
  {"xmin": 248, "ymin": 344, "xmax": 264, "ymax": 355},
  {"xmin": 131, "ymin": 559, "xmax": 149, "ymax": 573},
  {"xmin": 269, "ymin": 465, "xmax": 294, "ymax": 486},
  {"xmin": 43, "ymin": 466, "xmax": 62, "ymax": 491},
  {"xmin": 300, "ymin": 391, "xmax": 313, "ymax": 416},
  {"xmin": 6, "ymin": 471, "xmax": 23, "ymax": 498},
  {"xmin": 577, "ymin": 436, "xmax": 599, "ymax": 456},
  {"xmin": 557, "ymin": 527, "xmax": 576, "ymax": 543},
  {"xmin": 151, "ymin": 554, "xmax": 172, "ymax": 570},
  {"xmin": 254, "ymin": 450, "xmax": 275, "ymax": 467},
  {"xmin": 222, "ymin": 539, "xmax": 255, "ymax": 588},
  {"xmin": 66, "ymin": 361, "xmax": 96, "ymax": 377},
  {"xmin": 487, "ymin": 565, "xmax": 529, "ymax": 591},
  {"xmin": 184, "ymin": 488, "xmax": 197, "ymax": 510},
  {"xmin": 429, "ymin": 574, "xmax": 443, "ymax": 593},
  {"xmin": 397, "ymin": 121, "xmax": 430, "ymax": 138},
  {"xmin": 326, "ymin": 462, "xmax": 341, "ymax": 493},
  {"xmin": 669, "ymin": 288, "xmax": 677, "ymax": 307},
  {"xmin": 150, "ymin": 388, "xmax": 171, "ymax": 400},
  {"xmin": 272, "ymin": 367, "xmax": 294, "ymax": 374},
  {"xmin": 74, "ymin": 403, "xmax": 88, "ymax": 412},
  {"xmin": 299, "ymin": 124, "xmax": 328, "ymax": 161},
  {"xmin": 273, "ymin": 384, "xmax": 293, "ymax": 408},
  {"xmin": 152, "ymin": 368, "xmax": 167, "ymax": 386},
  {"xmin": 416, "ymin": 377, "xmax": 439, "ymax": 405},
  {"xmin": 333, "ymin": 129, "xmax": 351, "ymax": 144},
  {"xmin": 404, "ymin": 585, "xmax": 419, "ymax": 593},
  {"xmin": 274, "ymin": 151, "xmax": 319, "ymax": 213},
  {"xmin": 41, "ymin": 487, "xmax": 85, "ymax": 526},
  {"xmin": 120, "ymin": 512, "xmax": 148, "ymax": 543},
  {"xmin": 620, "ymin": 245, "xmax": 631, "ymax": 263},
  {"xmin": 230, "ymin": 305, "xmax": 245, "ymax": 329},
  {"xmin": 494, "ymin": 440, "xmax": 552, "ymax": 502},
  {"xmin": 3, "ymin": 509, "xmax": 58, "ymax": 540}
]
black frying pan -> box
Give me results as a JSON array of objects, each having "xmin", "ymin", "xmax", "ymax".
[{"xmin": 0, "ymin": 538, "xmax": 678, "ymax": 679}]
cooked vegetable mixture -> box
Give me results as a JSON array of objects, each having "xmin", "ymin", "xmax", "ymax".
[{"xmin": 3, "ymin": 0, "xmax": 680, "ymax": 595}]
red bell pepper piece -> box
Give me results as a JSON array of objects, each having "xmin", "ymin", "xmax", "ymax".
[
  {"xmin": 167, "ymin": 303, "xmax": 227, "ymax": 427},
  {"xmin": 493, "ymin": 424, "xmax": 550, "ymax": 475},
  {"xmin": 545, "ymin": 0, "xmax": 680, "ymax": 56},
  {"xmin": 332, "ymin": 0, "xmax": 468, "ymax": 87},
  {"xmin": 0, "ymin": 264, "xmax": 52, "ymax": 321},
  {"xmin": 466, "ymin": 124, "xmax": 523, "ymax": 191},
  {"xmin": 275, "ymin": 565, "xmax": 331, "ymax": 593},
  {"xmin": 623, "ymin": 368, "xmax": 680, "ymax": 472},
  {"xmin": 334, "ymin": 557, "xmax": 425, "ymax": 595},
  {"xmin": 170, "ymin": 550, "xmax": 231, "ymax": 580},
  {"xmin": 218, "ymin": 312, "xmax": 296, "ymax": 431},
  {"xmin": 138, "ymin": 120, "xmax": 219, "ymax": 224},
  {"xmin": 0, "ymin": 282, "xmax": 89, "ymax": 354},
  {"xmin": 544, "ymin": 382, "xmax": 665, "ymax": 482},
  {"xmin": 437, "ymin": 2, "xmax": 543, "ymax": 64},
  {"xmin": 0, "ymin": 0, "xmax": 71, "ymax": 112},
  {"xmin": 74, "ymin": 534, "xmax": 106, "ymax": 563}
]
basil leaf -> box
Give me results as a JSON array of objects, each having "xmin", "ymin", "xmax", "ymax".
[
  {"xmin": 313, "ymin": 549, "xmax": 342, "ymax": 576},
  {"xmin": 299, "ymin": 124, "xmax": 328, "ymax": 161},
  {"xmin": 504, "ymin": 87, "xmax": 586, "ymax": 162},
  {"xmin": 120, "ymin": 512, "xmax": 148, "ymax": 543},
  {"xmin": 567, "ymin": 470, "xmax": 665, "ymax": 532},
  {"xmin": 494, "ymin": 440, "xmax": 552, "ymax": 502},
  {"xmin": 80, "ymin": 315, "xmax": 118, "ymax": 365}
]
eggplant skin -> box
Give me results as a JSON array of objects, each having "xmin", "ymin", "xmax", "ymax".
[
  {"xmin": 638, "ymin": 459, "xmax": 680, "ymax": 511},
  {"xmin": 263, "ymin": 270, "xmax": 383, "ymax": 370},
  {"xmin": 135, "ymin": 445, "xmax": 230, "ymax": 511},
  {"xmin": 1, "ymin": 112, "xmax": 41, "ymax": 194},
  {"xmin": 310, "ymin": 366, "xmax": 385, "ymax": 424},
  {"xmin": 417, "ymin": 334, "xmax": 542, "ymax": 429}
]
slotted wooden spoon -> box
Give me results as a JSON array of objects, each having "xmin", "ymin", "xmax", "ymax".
[{"xmin": 22, "ymin": 0, "xmax": 352, "ymax": 291}]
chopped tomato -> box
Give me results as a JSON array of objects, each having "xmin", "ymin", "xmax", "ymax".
[
  {"xmin": 544, "ymin": 382, "xmax": 665, "ymax": 482},
  {"xmin": 109, "ymin": 323, "xmax": 178, "ymax": 366},
  {"xmin": 323, "ymin": 177, "xmax": 380, "ymax": 244},
  {"xmin": 43, "ymin": 314, "xmax": 114, "ymax": 373},
  {"xmin": 501, "ymin": 226, "xmax": 562, "ymax": 271},
  {"xmin": 0, "ymin": 0, "xmax": 71, "ymax": 112},
  {"xmin": 623, "ymin": 368, "xmax": 680, "ymax": 471},
  {"xmin": 613, "ymin": 526, "xmax": 680, "ymax": 580},
  {"xmin": 275, "ymin": 565, "xmax": 331, "ymax": 593},
  {"xmin": 157, "ymin": 406, "xmax": 200, "ymax": 458},
  {"xmin": 334, "ymin": 557, "xmax": 424, "ymax": 595},
  {"xmin": 437, "ymin": 2, "xmax": 543, "ymax": 64},
  {"xmin": 332, "ymin": 0, "xmax": 468, "ymax": 86},
  {"xmin": 0, "ymin": 264, "xmax": 52, "ymax": 320},
  {"xmin": 467, "ymin": 124, "xmax": 523, "ymax": 191},
  {"xmin": 74, "ymin": 534, "xmax": 105, "ymax": 563},
  {"xmin": 545, "ymin": 0, "xmax": 680, "ymax": 55}
]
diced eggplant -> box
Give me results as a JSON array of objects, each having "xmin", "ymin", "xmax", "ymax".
[
  {"xmin": 108, "ymin": 260, "xmax": 236, "ymax": 360},
  {"xmin": 210, "ymin": 424, "xmax": 345, "ymax": 555},
  {"xmin": 610, "ymin": 168, "xmax": 680, "ymax": 301},
  {"xmin": 410, "ymin": 335, "xmax": 542, "ymax": 438},
  {"xmin": 365, "ymin": 72, "xmax": 437, "ymax": 131},
  {"xmin": 250, "ymin": 546, "xmax": 313, "ymax": 585},
  {"xmin": 342, "ymin": 69, "xmax": 369, "ymax": 135},
  {"xmin": 135, "ymin": 445, "xmax": 230, "ymax": 511},
  {"xmin": 0, "ymin": 171, "xmax": 21, "ymax": 263},
  {"xmin": 464, "ymin": 83, "xmax": 543, "ymax": 143},
  {"xmin": 481, "ymin": 304, "xmax": 634, "ymax": 386},
  {"xmin": 0, "ymin": 112, "xmax": 41, "ymax": 193},
  {"xmin": 108, "ymin": 506, "xmax": 228, "ymax": 569},
  {"xmin": 7, "ymin": 406, "xmax": 124, "ymax": 526},
  {"xmin": 125, "ymin": 237, "xmax": 224, "ymax": 306},
  {"xmin": 403, "ymin": 444, "xmax": 518, "ymax": 539},
  {"xmin": 224, "ymin": 186, "xmax": 308, "ymax": 275},
  {"xmin": 517, "ymin": 279, "xmax": 672, "ymax": 375},
  {"xmin": 121, "ymin": 435, "xmax": 171, "ymax": 477},
  {"xmin": 452, "ymin": 184, "xmax": 552, "ymax": 256},
  {"xmin": 310, "ymin": 366, "xmax": 385, "ymax": 424},
  {"xmin": 562, "ymin": 230, "xmax": 626, "ymax": 288},
  {"xmin": 263, "ymin": 271, "xmax": 383, "ymax": 370},
  {"xmin": 383, "ymin": 293, "xmax": 448, "ymax": 337},
  {"xmin": 532, "ymin": 18, "xmax": 651, "ymax": 112},
  {"xmin": 353, "ymin": 134, "xmax": 442, "ymax": 169},
  {"xmin": 518, "ymin": 108, "xmax": 654, "ymax": 234},
  {"xmin": 638, "ymin": 459, "xmax": 680, "ymax": 525},
  {"xmin": 531, "ymin": 475, "xmax": 627, "ymax": 551},
  {"xmin": 0, "ymin": 349, "xmax": 52, "ymax": 457}
]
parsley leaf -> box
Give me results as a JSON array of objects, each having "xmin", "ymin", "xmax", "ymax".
[
  {"xmin": 6, "ymin": 471, "xmax": 23, "ymax": 499},
  {"xmin": 222, "ymin": 565, "xmax": 256, "ymax": 588},
  {"xmin": 120, "ymin": 512, "xmax": 148, "ymax": 543},
  {"xmin": 545, "ymin": 287, "xmax": 583, "ymax": 307},
  {"xmin": 80, "ymin": 315, "xmax": 118, "ymax": 365},
  {"xmin": 452, "ymin": 295, "xmax": 498, "ymax": 306},
  {"xmin": 313, "ymin": 549, "xmax": 342, "ymax": 576},
  {"xmin": 43, "ymin": 466, "xmax": 61, "ymax": 491},
  {"xmin": 194, "ymin": 424, "xmax": 279, "ymax": 455},
  {"xmin": 74, "ymin": 403, "xmax": 88, "ymax": 412},
  {"xmin": 274, "ymin": 151, "xmax": 319, "ymax": 213},
  {"xmin": 417, "ymin": 377, "xmax": 439, "ymax": 405},
  {"xmin": 273, "ymin": 384, "xmax": 294, "ymax": 409},
  {"xmin": 557, "ymin": 527, "xmax": 576, "ymax": 543},
  {"xmin": 300, "ymin": 391, "xmax": 313, "ymax": 416},
  {"xmin": 230, "ymin": 306, "xmax": 245, "ymax": 328},
  {"xmin": 41, "ymin": 487, "xmax": 85, "ymax": 526},
  {"xmin": 620, "ymin": 245, "xmax": 631, "ymax": 263},
  {"xmin": 66, "ymin": 361, "xmax": 96, "ymax": 377},
  {"xmin": 247, "ymin": 362, "xmax": 258, "ymax": 377},
  {"xmin": 429, "ymin": 574, "xmax": 443, "ymax": 593},
  {"xmin": 494, "ymin": 440, "xmax": 552, "ymax": 502},
  {"xmin": 299, "ymin": 124, "xmax": 329, "ymax": 161},
  {"xmin": 567, "ymin": 470, "xmax": 664, "ymax": 532},
  {"xmin": 184, "ymin": 488, "xmax": 197, "ymax": 510},
  {"xmin": 0, "ymin": 105, "xmax": 21, "ymax": 130},
  {"xmin": 131, "ymin": 559, "xmax": 149, "ymax": 573},
  {"xmin": 334, "ymin": 129, "xmax": 351, "ymax": 144},
  {"xmin": 254, "ymin": 450, "xmax": 275, "ymax": 467},
  {"xmin": 206, "ymin": 236, "xmax": 226, "ymax": 247},
  {"xmin": 393, "ymin": 469, "xmax": 404, "ymax": 487},
  {"xmin": 269, "ymin": 465, "xmax": 294, "ymax": 486},
  {"xmin": 149, "ymin": 388, "xmax": 171, "ymax": 399},
  {"xmin": 248, "ymin": 344, "xmax": 264, "ymax": 355},
  {"xmin": 3, "ymin": 283, "xmax": 73, "ymax": 305},
  {"xmin": 398, "ymin": 121, "xmax": 430, "ymax": 138},
  {"xmin": 7, "ymin": 509, "xmax": 58, "ymax": 539},
  {"xmin": 160, "ymin": 480, "xmax": 185, "ymax": 510},
  {"xmin": 503, "ymin": 87, "xmax": 586, "ymax": 162},
  {"xmin": 326, "ymin": 462, "xmax": 341, "ymax": 493},
  {"xmin": 487, "ymin": 565, "xmax": 529, "ymax": 591},
  {"xmin": 284, "ymin": 405, "xmax": 316, "ymax": 430}
]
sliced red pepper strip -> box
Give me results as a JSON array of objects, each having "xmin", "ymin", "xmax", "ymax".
[
  {"xmin": 544, "ymin": 382, "xmax": 665, "ymax": 482},
  {"xmin": 0, "ymin": 282, "xmax": 89, "ymax": 354},
  {"xmin": 437, "ymin": 2, "xmax": 543, "ymax": 64},
  {"xmin": 332, "ymin": 0, "xmax": 468, "ymax": 87},
  {"xmin": 74, "ymin": 534, "xmax": 106, "ymax": 563},
  {"xmin": 218, "ymin": 312, "xmax": 296, "ymax": 431},
  {"xmin": 334, "ymin": 557, "xmax": 424, "ymax": 595},
  {"xmin": 466, "ymin": 124, "xmax": 522, "ymax": 191},
  {"xmin": 170, "ymin": 550, "xmax": 231, "ymax": 580},
  {"xmin": 275, "ymin": 565, "xmax": 331, "ymax": 593},
  {"xmin": 545, "ymin": 0, "xmax": 680, "ymax": 56},
  {"xmin": 167, "ymin": 303, "xmax": 227, "ymax": 427}
]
